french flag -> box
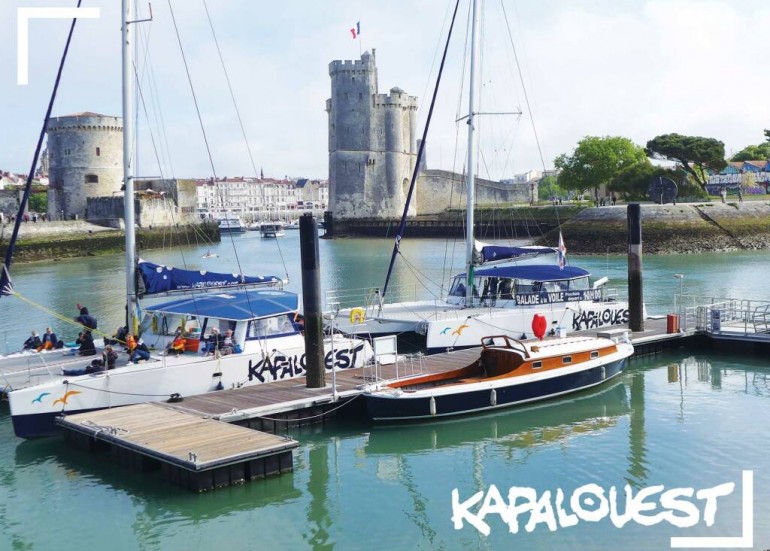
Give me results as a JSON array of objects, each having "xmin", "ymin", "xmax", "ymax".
[
  {"xmin": 350, "ymin": 21, "xmax": 360, "ymax": 39},
  {"xmin": 558, "ymin": 231, "xmax": 567, "ymax": 270}
]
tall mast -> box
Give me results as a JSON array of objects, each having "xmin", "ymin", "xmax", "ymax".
[
  {"xmin": 122, "ymin": 0, "xmax": 137, "ymax": 329},
  {"xmin": 464, "ymin": 0, "xmax": 481, "ymax": 304}
]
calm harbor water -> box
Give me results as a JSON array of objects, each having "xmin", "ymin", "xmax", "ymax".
[{"xmin": 1, "ymin": 232, "xmax": 770, "ymax": 549}]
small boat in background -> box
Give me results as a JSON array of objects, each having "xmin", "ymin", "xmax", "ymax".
[
  {"xmin": 284, "ymin": 219, "xmax": 300, "ymax": 230},
  {"xmin": 218, "ymin": 214, "xmax": 246, "ymax": 233},
  {"xmin": 364, "ymin": 333, "xmax": 633, "ymax": 422},
  {"xmin": 260, "ymin": 222, "xmax": 285, "ymax": 238}
]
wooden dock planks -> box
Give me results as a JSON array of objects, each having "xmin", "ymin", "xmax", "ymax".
[{"xmin": 57, "ymin": 403, "xmax": 297, "ymax": 471}]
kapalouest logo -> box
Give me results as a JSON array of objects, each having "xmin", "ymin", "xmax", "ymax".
[{"xmin": 451, "ymin": 471, "xmax": 754, "ymax": 549}]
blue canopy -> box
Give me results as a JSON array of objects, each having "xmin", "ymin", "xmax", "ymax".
[
  {"xmin": 137, "ymin": 260, "xmax": 281, "ymax": 296},
  {"xmin": 459, "ymin": 265, "xmax": 590, "ymax": 281},
  {"xmin": 144, "ymin": 290, "xmax": 299, "ymax": 321},
  {"xmin": 476, "ymin": 245, "xmax": 556, "ymax": 264}
]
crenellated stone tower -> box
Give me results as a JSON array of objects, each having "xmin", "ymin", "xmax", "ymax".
[
  {"xmin": 46, "ymin": 112, "xmax": 123, "ymax": 220},
  {"xmin": 326, "ymin": 51, "xmax": 418, "ymax": 219}
]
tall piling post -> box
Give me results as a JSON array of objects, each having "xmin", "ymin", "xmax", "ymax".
[
  {"xmin": 300, "ymin": 213, "xmax": 325, "ymax": 388},
  {"xmin": 627, "ymin": 203, "xmax": 644, "ymax": 332}
]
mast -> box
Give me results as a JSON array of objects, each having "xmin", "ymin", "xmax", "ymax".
[
  {"xmin": 122, "ymin": 0, "xmax": 138, "ymax": 330},
  {"xmin": 464, "ymin": 0, "xmax": 481, "ymax": 305}
]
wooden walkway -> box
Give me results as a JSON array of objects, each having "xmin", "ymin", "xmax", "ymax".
[{"xmin": 57, "ymin": 403, "xmax": 298, "ymax": 492}]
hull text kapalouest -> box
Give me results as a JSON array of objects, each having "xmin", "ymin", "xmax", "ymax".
[
  {"xmin": 1, "ymin": 0, "xmax": 373, "ymax": 439},
  {"xmin": 8, "ymin": 287, "xmax": 372, "ymax": 438},
  {"xmin": 336, "ymin": 262, "xmax": 631, "ymax": 353},
  {"xmin": 364, "ymin": 333, "xmax": 634, "ymax": 421}
]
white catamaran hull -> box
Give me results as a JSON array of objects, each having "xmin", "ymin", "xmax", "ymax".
[
  {"xmin": 337, "ymin": 299, "xmax": 631, "ymax": 352},
  {"xmin": 9, "ymin": 334, "xmax": 372, "ymax": 438}
]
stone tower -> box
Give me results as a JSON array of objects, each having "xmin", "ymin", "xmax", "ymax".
[
  {"xmin": 327, "ymin": 51, "xmax": 418, "ymax": 219},
  {"xmin": 46, "ymin": 112, "xmax": 123, "ymax": 220}
]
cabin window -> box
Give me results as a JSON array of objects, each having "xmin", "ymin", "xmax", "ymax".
[
  {"xmin": 590, "ymin": 351, "xmax": 599, "ymax": 359},
  {"xmin": 96, "ymin": 147, "xmax": 101, "ymax": 156},
  {"xmin": 85, "ymin": 174, "xmax": 99, "ymax": 184},
  {"xmin": 246, "ymin": 315, "xmax": 296, "ymax": 339},
  {"xmin": 532, "ymin": 361, "xmax": 542, "ymax": 369},
  {"xmin": 570, "ymin": 277, "xmax": 590, "ymax": 291},
  {"xmin": 562, "ymin": 356, "xmax": 572, "ymax": 364}
]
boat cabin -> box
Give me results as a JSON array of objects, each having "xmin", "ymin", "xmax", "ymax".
[
  {"xmin": 139, "ymin": 289, "xmax": 302, "ymax": 353},
  {"xmin": 446, "ymin": 265, "xmax": 599, "ymax": 306}
]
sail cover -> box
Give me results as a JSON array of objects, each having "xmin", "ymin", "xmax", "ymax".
[
  {"xmin": 137, "ymin": 260, "xmax": 281, "ymax": 296},
  {"xmin": 474, "ymin": 242, "xmax": 557, "ymax": 265}
]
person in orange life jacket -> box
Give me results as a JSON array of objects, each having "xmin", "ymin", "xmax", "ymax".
[{"xmin": 127, "ymin": 335, "xmax": 150, "ymax": 363}]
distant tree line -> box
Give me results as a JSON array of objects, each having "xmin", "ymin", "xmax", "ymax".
[{"xmin": 551, "ymin": 130, "xmax": 770, "ymax": 201}]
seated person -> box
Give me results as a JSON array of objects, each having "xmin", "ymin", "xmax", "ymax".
[
  {"xmin": 105, "ymin": 326, "xmax": 128, "ymax": 346},
  {"xmin": 203, "ymin": 327, "xmax": 222, "ymax": 354},
  {"xmin": 103, "ymin": 345, "xmax": 118, "ymax": 369},
  {"xmin": 220, "ymin": 329, "xmax": 235, "ymax": 355},
  {"xmin": 37, "ymin": 327, "xmax": 59, "ymax": 351},
  {"xmin": 23, "ymin": 331, "xmax": 42, "ymax": 351},
  {"xmin": 128, "ymin": 336, "xmax": 150, "ymax": 363},
  {"xmin": 76, "ymin": 331, "xmax": 96, "ymax": 356},
  {"xmin": 166, "ymin": 328, "xmax": 186, "ymax": 355}
]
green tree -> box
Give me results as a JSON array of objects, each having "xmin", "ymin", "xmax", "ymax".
[
  {"xmin": 645, "ymin": 134, "xmax": 726, "ymax": 191},
  {"xmin": 28, "ymin": 192, "xmax": 47, "ymax": 213},
  {"xmin": 554, "ymin": 136, "xmax": 647, "ymax": 200},
  {"xmin": 608, "ymin": 163, "xmax": 706, "ymax": 201},
  {"xmin": 537, "ymin": 175, "xmax": 561, "ymax": 201},
  {"xmin": 730, "ymin": 142, "xmax": 770, "ymax": 162}
]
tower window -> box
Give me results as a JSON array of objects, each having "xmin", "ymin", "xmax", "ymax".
[
  {"xmin": 96, "ymin": 147, "xmax": 100, "ymax": 156},
  {"xmin": 85, "ymin": 174, "xmax": 99, "ymax": 184},
  {"xmin": 359, "ymin": 93, "xmax": 362, "ymax": 100},
  {"xmin": 64, "ymin": 148, "xmax": 71, "ymax": 155}
]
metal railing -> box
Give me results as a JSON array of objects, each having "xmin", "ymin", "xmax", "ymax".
[
  {"xmin": 691, "ymin": 298, "xmax": 770, "ymax": 335},
  {"xmin": 362, "ymin": 352, "xmax": 426, "ymax": 385}
]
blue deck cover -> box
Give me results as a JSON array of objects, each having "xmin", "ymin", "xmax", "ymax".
[
  {"xmin": 459, "ymin": 264, "xmax": 590, "ymax": 281},
  {"xmin": 145, "ymin": 289, "xmax": 299, "ymax": 321},
  {"xmin": 137, "ymin": 259, "xmax": 280, "ymax": 295}
]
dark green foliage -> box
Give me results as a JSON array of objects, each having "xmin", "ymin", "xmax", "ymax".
[
  {"xmin": 730, "ymin": 143, "xmax": 770, "ymax": 162},
  {"xmin": 646, "ymin": 134, "xmax": 726, "ymax": 190}
]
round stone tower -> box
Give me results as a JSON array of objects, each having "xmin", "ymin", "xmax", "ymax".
[
  {"xmin": 46, "ymin": 112, "xmax": 123, "ymax": 220},
  {"xmin": 327, "ymin": 51, "xmax": 418, "ymax": 219}
]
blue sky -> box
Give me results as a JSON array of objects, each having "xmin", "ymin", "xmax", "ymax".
[{"xmin": 1, "ymin": 0, "xmax": 769, "ymax": 180}]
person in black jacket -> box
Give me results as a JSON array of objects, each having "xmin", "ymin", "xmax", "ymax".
[
  {"xmin": 76, "ymin": 331, "xmax": 96, "ymax": 356},
  {"xmin": 75, "ymin": 304, "xmax": 98, "ymax": 331},
  {"xmin": 22, "ymin": 331, "xmax": 42, "ymax": 351}
]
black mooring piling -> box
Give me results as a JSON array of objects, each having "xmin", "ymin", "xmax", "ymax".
[
  {"xmin": 627, "ymin": 203, "xmax": 644, "ymax": 332},
  {"xmin": 300, "ymin": 213, "xmax": 325, "ymax": 388}
]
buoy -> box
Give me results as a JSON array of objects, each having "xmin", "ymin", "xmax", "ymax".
[
  {"xmin": 490, "ymin": 389, "xmax": 497, "ymax": 406},
  {"xmin": 531, "ymin": 314, "xmax": 547, "ymax": 340},
  {"xmin": 350, "ymin": 307, "xmax": 366, "ymax": 324},
  {"xmin": 429, "ymin": 396, "xmax": 437, "ymax": 416}
]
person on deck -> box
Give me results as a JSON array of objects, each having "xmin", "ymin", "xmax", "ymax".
[
  {"xmin": 76, "ymin": 331, "xmax": 96, "ymax": 356},
  {"xmin": 166, "ymin": 328, "xmax": 186, "ymax": 355},
  {"xmin": 22, "ymin": 331, "xmax": 42, "ymax": 351},
  {"xmin": 128, "ymin": 336, "xmax": 150, "ymax": 363},
  {"xmin": 102, "ymin": 345, "xmax": 118, "ymax": 369},
  {"xmin": 37, "ymin": 327, "xmax": 59, "ymax": 351},
  {"xmin": 75, "ymin": 304, "xmax": 98, "ymax": 331},
  {"xmin": 203, "ymin": 327, "xmax": 222, "ymax": 355},
  {"xmin": 220, "ymin": 329, "xmax": 235, "ymax": 355}
]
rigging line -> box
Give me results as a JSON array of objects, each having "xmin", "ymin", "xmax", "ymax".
[
  {"xmin": 0, "ymin": 0, "xmax": 84, "ymax": 297},
  {"xmin": 201, "ymin": 0, "xmax": 260, "ymax": 179},
  {"xmin": 382, "ymin": 0, "xmax": 463, "ymax": 302},
  {"xmin": 132, "ymin": 62, "xmax": 165, "ymax": 179},
  {"xmin": 167, "ymin": 0, "xmax": 251, "ymax": 308}
]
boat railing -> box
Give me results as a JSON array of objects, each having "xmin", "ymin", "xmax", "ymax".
[
  {"xmin": 363, "ymin": 351, "xmax": 426, "ymax": 384},
  {"xmin": 0, "ymin": 352, "xmax": 62, "ymax": 394},
  {"xmin": 326, "ymin": 284, "xmax": 429, "ymax": 312},
  {"xmin": 692, "ymin": 298, "xmax": 770, "ymax": 335}
]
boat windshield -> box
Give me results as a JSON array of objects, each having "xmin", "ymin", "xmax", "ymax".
[
  {"xmin": 246, "ymin": 314, "xmax": 298, "ymax": 340},
  {"xmin": 448, "ymin": 274, "xmax": 590, "ymax": 301}
]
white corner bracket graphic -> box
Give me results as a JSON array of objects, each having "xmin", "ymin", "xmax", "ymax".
[
  {"xmin": 670, "ymin": 470, "xmax": 753, "ymax": 549},
  {"xmin": 17, "ymin": 7, "xmax": 101, "ymax": 85}
]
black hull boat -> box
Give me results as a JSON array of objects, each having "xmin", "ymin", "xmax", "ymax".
[{"xmin": 364, "ymin": 334, "xmax": 633, "ymax": 422}]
